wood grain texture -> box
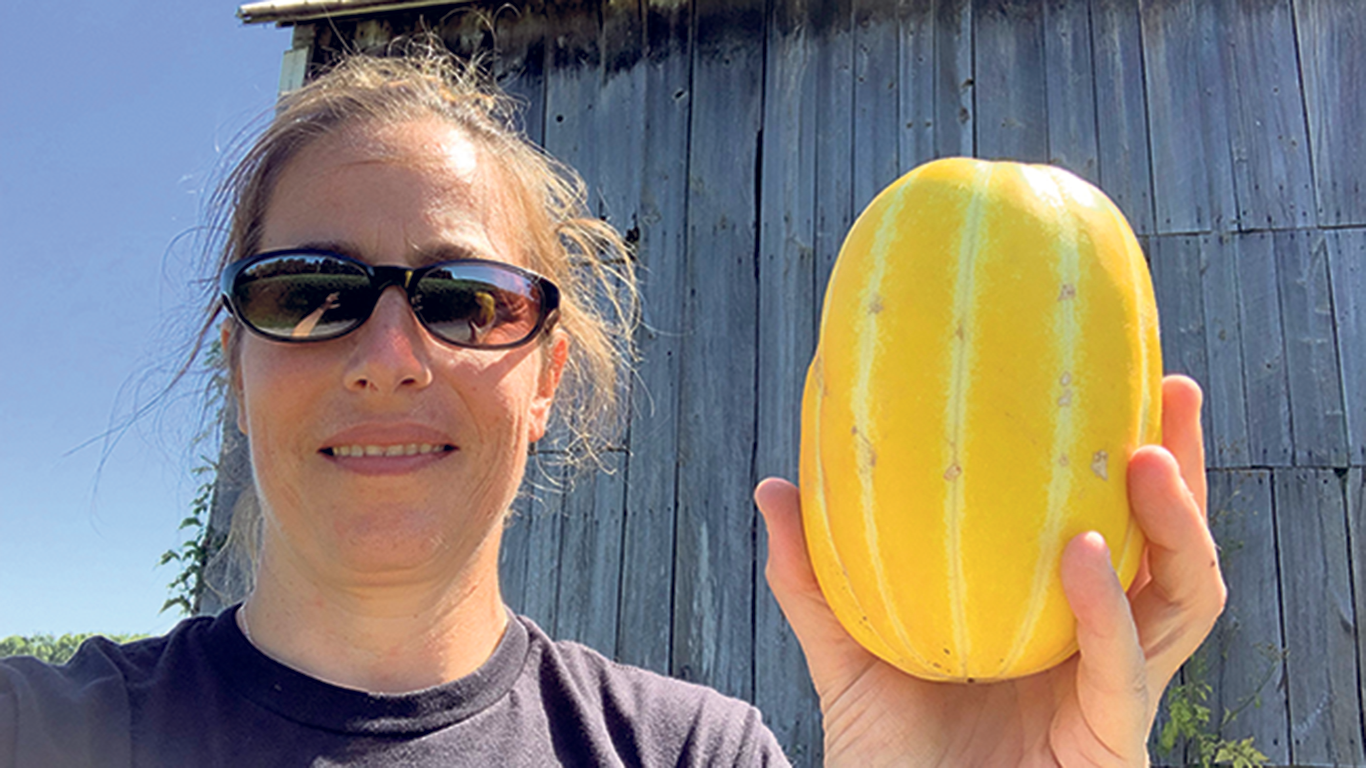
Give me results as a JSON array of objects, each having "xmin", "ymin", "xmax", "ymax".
[
  {"xmin": 671, "ymin": 0, "xmax": 764, "ymax": 700},
  {"xmin": 934, "ymin": 0, "xmax": 974, "ymax": 158},
  {"xmin": 852, "ymin": 0, "xmax": 903, "ymax": 211},
  {"xmin": 754, "ymin": 0, "xmax": 822, "ymax": 760},
  {"xmin": 617, "ymin": 0, "xmax": 693, "ymax": 675},
  {"xmin": 1221, "ymin": 0, "xmax": 1315, "ymax": 232},
  {"xmin": 974, "ymin": 0, "xmax": 1048, "ymax": 163},
  {"xmin": 1234, "ymin": 232, "xmax": 1294, "ymax": 467},
  {"xmin": 1139, "ymin": 0, "xmax": 1238, "ymax": 233},
  {"xmin": 1327, "ymin": 231, "xmax": 1366, "ymax": 466},
  {"xmin": 1149, "ymin": 235, "xmax": 1214, "ymax": 458},
  {"xmin": 1089, "ymin": 0, "xmax": 1155, "ymax": 235},
  {"xmin": 1274, "ymin": 469, "xmax": 1365, "ymax": 766},
  {"xmin": 813, "ymin": 0, "xmax": 854, "ymax": 310},
  {"xmin": 1042, "ymin": 0, "xmax": 1098, "ymax": 184},
  {"xmin": 1203, "ymin": 470, "xmax": 1290, "ymax": 763},
  {"xmin": 899, "ymin": 0, "xmax": 937, "ymax": 172},
  {"xmin": 1275, "ymin": 230, "xmax": 1349, "ymax": 468},
  {"xmin": 1202, "ymin": 234, "xmax": 1251, "ymax": 468},
  {"xmin": 1294, "ymin": 0, "xmax": 1366, "ymax": 226},
  {"xmin": 553, "ymin": 451, "xmax": 627, "ymax": 655},
  {"xmin": 1348, "ymin": 469, "xmax": 1366, "ymax": 760}
]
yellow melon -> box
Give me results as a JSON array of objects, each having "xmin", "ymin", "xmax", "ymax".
[{"xmin": 799, "ymin": 157, "xmax": 1161, "ymax": 682}]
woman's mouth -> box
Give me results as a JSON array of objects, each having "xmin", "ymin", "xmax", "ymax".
[{"xmin": 323, "ymin": 443, "xmax": 456, "ymax": 458}]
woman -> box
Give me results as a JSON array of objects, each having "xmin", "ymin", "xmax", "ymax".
[{"xmin": 0, "ymin": 51, "xmax": 1224, "ymax": 766}]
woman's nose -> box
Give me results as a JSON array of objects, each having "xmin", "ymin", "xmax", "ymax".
[{"xmin": 343, "ymin": 286, "xmax": 435, "ymax": 394}]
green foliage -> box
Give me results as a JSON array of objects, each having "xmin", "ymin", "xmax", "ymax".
[
  {"xmin": 0, "ymin": 633, "xmax": 149, "ymax": 665},
  {"xmin": 1156, "ymin": 649, "xmax": 1274, "ymax": 767},
  {"xmin": 159, "ymin": 338, "xmax": 229, "ymax": 616}
]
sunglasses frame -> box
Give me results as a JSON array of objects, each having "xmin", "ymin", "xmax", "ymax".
[{"xmin": 220, "ymin": 248, "xmax": 561, "ymax": 350}]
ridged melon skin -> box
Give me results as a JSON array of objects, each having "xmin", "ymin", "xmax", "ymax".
[{"xmin": 800, "ymin": 157, "xmax": 1161, "ymax": 682}]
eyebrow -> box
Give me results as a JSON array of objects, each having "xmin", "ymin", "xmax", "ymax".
[{"xmin": 292, "ymin": 240, "xmax": 485, "ymax": 266}]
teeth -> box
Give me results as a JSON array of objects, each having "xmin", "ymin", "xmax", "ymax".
[{"xmin": 330, "ymin": 443, "xmax": 448, "ymax": 457}]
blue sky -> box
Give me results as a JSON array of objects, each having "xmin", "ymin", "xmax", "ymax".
[{"xmin": 0, "ymin": 2, "xmax": 293, "ymax": 636}]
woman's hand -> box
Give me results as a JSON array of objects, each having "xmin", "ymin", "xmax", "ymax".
[{"xmin": 755, "ymin": 375, "xmax": 1225, "ymax": 766}]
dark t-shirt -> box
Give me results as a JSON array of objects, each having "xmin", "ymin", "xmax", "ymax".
[{"xmin": 0, "ymin": 607, "xmax": 790, "ymax": 767}]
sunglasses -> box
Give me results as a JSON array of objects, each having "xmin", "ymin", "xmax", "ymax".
[{"xmin": 220, "ymin": 249, "xmax": 560, "ymax": 349}]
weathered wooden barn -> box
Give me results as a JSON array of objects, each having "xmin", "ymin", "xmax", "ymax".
[{"xmin": 206, "ymin": 0, "xmax": 1366, "ymax": 764}]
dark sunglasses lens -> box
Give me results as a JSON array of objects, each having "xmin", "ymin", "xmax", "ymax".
[
  {"xmin": 233, "ymin": 254, "xmax": 372, "ymax": 340},
  {"xmin": 414, "ymin": 265, "xmax": 543, "ymax": 347}
]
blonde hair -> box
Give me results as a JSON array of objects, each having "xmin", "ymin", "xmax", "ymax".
[{"xmin": 195, "ymin": 49, "xmax": 638, "ymax": 594}]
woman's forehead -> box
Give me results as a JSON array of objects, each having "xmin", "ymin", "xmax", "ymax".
[{"xmin": 261, "ymin": 118, "xmax": 526, "ymax": 265}]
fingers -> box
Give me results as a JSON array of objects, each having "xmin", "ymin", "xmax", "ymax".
[
  {"xmin": 754, "ymin": 477, "xmax": 821, "ymax": 597},
  {"xmin": 1160, "ymin": 375, "xmax": 1206, "ymax": 517},
  {"xmin": 1058, "ymin": 532, "xmax": 1150, "ymax": 762},
  {"xmin": 1126, "ymin": 444, "xmax": 1226, "ymax": 689}
]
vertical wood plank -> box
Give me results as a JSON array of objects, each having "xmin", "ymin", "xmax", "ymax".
[
  {"xmin": 1042, "ymin": 0, "xmax": 1099, "ymax": 184},
  {"xmin": 899, "ymin": 0, "xmax": 936, "ymax": 171},
  {"xmin": 1234, "ymin": 233, "xmax": 1294, "ymax": 467},
  {"xmin": 1139, "ymin": 0, "xmax": 1238, "ymax": 234},
  {"xmin": 1347, "ymin": 469, "xmax": 1366, "ymax": 761},
  {"xmin": 813, "ymin": 0, "xmax": 854, "ymax": 308},
  {"xmin": 1221, "ymin": 0, "xmax": 1315, "ymax": 231},
  {"xmin": 491, "ymin": 0, "xmax": 548, "ymax": 147},
  {"xmin": 754, "ymin": 0, "xmax": 822, "ymax": 760},
  {"xmin": 1203, "ymin": 470, "xmax": 1290, "ymax": 763},
  {"xmin": 1276, "ymin": 230, "xmax": 1350, "ymax": 468},
  {"xmin": 973, "ymin": 0, "xmax": 1048, "ymax": 162},
  {"xmin": 505, "ymin": 459, "xmax": 568, "ymax": 627},
  {"xmin": 617, "ymin": 0, "xmax": 693, "ymax": 675},
  {"xmin": 934, "ymin": 0, "xmax": 974, "ymax": 158},
  {"xmin": 1202, "ymin": 234, "xmax": 1250, "ymax": 468},
  {"xmin": 1274, "ymin": 468, "xmax": 1365, "ymax": 766},
  {"xmin": 852, "ymin": 0, "xmax": 903, "ymax": 211},
  {"xmin": 1090, "ymin": 0, "xmax": 1155, "ymax": 235},
  {"xmin": 1149, "ymin": 235, "xmax": 1214, "ymax": 458},
  {"xmin": 553, "ymin": 451, "xmax": 627, "ymax": 655},
  {"xmin": 1294, "ymin": 0, "xmax": 1366, "ymax": 227},
  {"xmin": 672, "ymin": 0, "xmax": 764, "ymax": 701},
  {"xmin": 1327, "ymin": 231, "xmax": 1366, "ymax": 466}
]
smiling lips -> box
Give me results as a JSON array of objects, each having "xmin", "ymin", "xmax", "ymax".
[{"xmin": 324, "ymin": 443, "xmax": 454, "ymax": 458}]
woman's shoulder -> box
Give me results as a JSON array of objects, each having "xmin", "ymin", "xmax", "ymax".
[
  {"xmin": 513, "ymin": 615, "xmax": 791, "ymax": 767},
  {"xmin": 0, "ymin": 617, "xmax": 214, "ymax": 768}
]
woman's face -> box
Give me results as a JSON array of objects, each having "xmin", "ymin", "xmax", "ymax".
[{"xmin": 231, "ymin": 118, "xmax": 564, "ymax": 584}]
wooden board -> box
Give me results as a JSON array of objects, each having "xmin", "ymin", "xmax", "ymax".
[
  {"xmin": 491, "ymin": 0, "xmax": 548, "ymax": 146},
  {"xmin": 812, "ymin": 0, "xmax": 854, "ymax": 310},
  {"xmin": 1201, "ymin": 234, "xmax": 1250, "ymax": 468},
  {"xmin": 1042, "ymin": 0, "xmax": 1099, "ymax": 183},
  {"xmin": 1149, "ymin": 235, "xmax": 1214, "ymax": 458},
  {"xmin": 1294, "ymin": 0, "xmax": 1366, "ymax": 227},
  {"xmin": 1275, "ymin": 230, "xmax": 1350, "ymax": 468},
  {"xmin": 1139, "ymin": 0, "xmax": 1238, "ymax": 233},
  {"xmin": 617, "ymin": 0, "xmax": 694, "ymax": 675},
  {"xmin": 973, "ymin": 0, "xmax": 1048, "ymax": 163},
  {"xmin": 1203, "ymin": 470, "xmax": 1290, "ymax": 763},
  {"xmin": 934, "ymin": 0, "xmax": 974, "ymax": 158},
  {"xmin": 1089, "ymin": 0, "xmax": 1155, "ymax": 235},
  {"xmin": 852, "ymin": 0, "xmax": 903, "ymax": 211},
  {"xmin": 899, "ymin": 0, "xmax": 937, "ymax": 172},
  {"xmin": 753, "ymin": 0, "xmax": 822, "ymax": 760},
  {"xmin": 1327, "ymin": 231, "xmax": 1366, "ymax": 466},
  {"xmin": 553, "ymin": 451, "xmax": 627, "ymax": 656},
  {"xmin": 1348, "ymin": 469, "xmax": 1366, "ymax": 760},
  {"xmin": 1274, "ymin": 468, "xmax": 1365, "ymax": 766},
  {"xmin": 671, "ymin": 0, "xmax": 765, "ymax": 701},
  {"xmin": 1234, "ymin": 232, "xmax": 1294, "ymax": 467},
  {"xmin": 1221, "ymin": 0, "xmax": 1315, "ymax": 231}
]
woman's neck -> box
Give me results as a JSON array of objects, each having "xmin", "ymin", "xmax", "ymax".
[{"xmin": 237, "ymin": 534, "xmax": 508, "ymax": 693}]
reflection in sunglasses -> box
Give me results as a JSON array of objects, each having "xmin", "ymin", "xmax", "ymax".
[{"xmin": 291, "ymin": 291, "xmax": 342, "ymax": 338}]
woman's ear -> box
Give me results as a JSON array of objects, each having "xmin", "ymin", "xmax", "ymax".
[
  {"xmin": 221, "ymin": 321, "xmax": 248, "ymax": 435},
  {"xmin": 527, "ymin": 332, "xmax": 569, "ymax": 443}
]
